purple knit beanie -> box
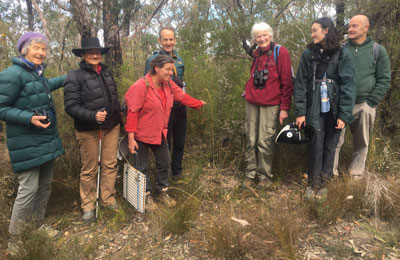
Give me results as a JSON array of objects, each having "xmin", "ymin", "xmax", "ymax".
[{"xmin": 17, "ymin": 32, "xmax": 47, "ymax": 53}]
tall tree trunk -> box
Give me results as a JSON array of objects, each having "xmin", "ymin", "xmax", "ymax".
[
  {"xmin": 335, "ymin": 1, "xmax": 345, "ymax": 40},
  {"xmin": 121, "ymin": 0, "xmax": 140, "ymax": 37},
  {"xmin": 122, "ymin": 11, "xmax": 130, "ymax": 37},
  {"xmin": 70, "ymin": 0, "xmax": 92, "ymax": 38},
  {"xmin": 103, "ymin": 0, "xmax": 122, "ymax": 73},
  {"xmin": 122, "ymin": 0, "xmax": 132, "ymax": 37},
  {"xmin": 26, "ymin": 0, "xmax": 34, "ymax": 31}
]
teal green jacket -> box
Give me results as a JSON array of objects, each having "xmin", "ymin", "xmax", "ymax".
[
  {"xmin": 144, "ymin": 49, "xmax": 184, "ymax": 81},
  {"xmin": 294, "ymin": 48, "xmax": 357, "ymax": 131},
  {"xmin": 346, "ymin": 37, "xmax": 391, "ymax": 107},
  {"xmin": 0, "ymin": 57, "xmax": 65, "ymax": 173}
]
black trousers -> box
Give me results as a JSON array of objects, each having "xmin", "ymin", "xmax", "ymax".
[
  {"xmin": 135, "ymin": 139, "xmax": 170, "ymax": 192},
  {"xmin": 308, "ymin": 112, "xmax": 342, "ymax": 188},
  {"xmin": 167, "ymin": 106, "xmax": 187, "ymax": 176}
]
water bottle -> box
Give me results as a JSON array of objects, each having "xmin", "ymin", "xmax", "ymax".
[
  {"xmin": 182, "ymin": 82, "xmax": 187, "ymax": 94},
  {"xmin": 320, "ymin": 73, "xmax": 330, "ymax": 113}
]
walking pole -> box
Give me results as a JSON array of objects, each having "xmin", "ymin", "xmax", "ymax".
[{"xmin": 96, "ymin": 127, "xmax": 102, "ymax": 219}]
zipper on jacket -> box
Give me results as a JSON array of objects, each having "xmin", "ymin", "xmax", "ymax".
[
  {"xmin": 97, "ymin": 73, "xmax": 110, "ymax": 104},
  {"xmin": 355, "ymin": 47, "xmax": 358, "ymax": 53}
]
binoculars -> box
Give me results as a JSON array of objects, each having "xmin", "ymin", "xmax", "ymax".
[
  {"xmin": 33, "ymin": 110, "xmax": 50, "ymax": 124},
  {"xmin": 253, "ymin": 68, "xmax": 269, "ymax": 89}
]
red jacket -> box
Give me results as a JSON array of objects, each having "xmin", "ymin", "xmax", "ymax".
[
  {"xmin": 125, "ymin": 73, "xmax": 202, "ymax": 145},
  {"xmin": 244, "ymin": 43, "xmax": 293, "ymax": 110}
]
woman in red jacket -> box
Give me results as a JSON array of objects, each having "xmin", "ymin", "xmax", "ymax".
[
  {"xmin": 125, "ymin": 55, "xmax": 205, "ymax": 208},
  {"xmin": 244, "ymin": 22, "xmax": 294, "ymax": 188}
]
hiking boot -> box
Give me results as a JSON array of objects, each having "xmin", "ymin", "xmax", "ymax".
[
  {"xmin": 38, "ymin": 224, "xmax": 63, "ymax": 240},
  {"xmin": 159, "ymin": 188, "xmax": 176, "ymax": 208},
  {"xmin": 82, "ymin": 210, "xmax": 95, "ymax": 222},
  {"xmin": 172, "ymin": 174, "xmax": 184, "ymax": 182},
  {"xmin": 305, "ymin": 186, "xmax": 315, "ymax": 199},
  {"xmin": 244, "ymin": 178, "xmax": 255, "ymax": 188},
  {"xmin": 256, "ymin": 178, "xmax": 272, "ymax": 189},
  {"xmin": 145, "ymin": 192, "xmax": 158, "ymax": 211}
]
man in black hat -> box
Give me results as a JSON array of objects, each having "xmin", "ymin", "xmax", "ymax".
[{"xmin": 63, "ymin": 37, "xmax": 121, "ymax": 221}]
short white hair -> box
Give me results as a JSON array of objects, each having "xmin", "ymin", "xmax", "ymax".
[
  {"xmin": 21, "ymin": 37, "xmax": 47, "ymax": 56},
  {"xmin": 251, "ymin": 22, "xmax": 274, "ymax": 42}
]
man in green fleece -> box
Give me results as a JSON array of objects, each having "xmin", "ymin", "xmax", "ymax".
[{"xmin": 333, "ymin": 15, "xmax": 391, "ymax": 178}]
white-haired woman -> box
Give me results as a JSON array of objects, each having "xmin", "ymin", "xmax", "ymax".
[
  {"xmin": 0, "ymin": 32, "xmax": 65, "ymax": 236},
  {"xmin": 243, "ymin": 22, "xmax": 294, "ymax": 188}
]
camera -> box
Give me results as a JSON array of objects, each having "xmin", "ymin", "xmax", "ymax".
[
  {"xmin": 253, "ymin": 68, "xmax": 269, "ymax": 89},
  {"xmin": 33, "ymin": 110, "xmax": 50, "ymax": 124}
]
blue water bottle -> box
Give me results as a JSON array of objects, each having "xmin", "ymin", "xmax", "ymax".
[{"xmin": 320, "ymin": 73, "xmax": 330, "ymax": 113}]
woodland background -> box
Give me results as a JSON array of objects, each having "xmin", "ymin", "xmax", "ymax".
[{"xmin": 1, "ymin": 0, "xmax": 400, "ymax": 259}]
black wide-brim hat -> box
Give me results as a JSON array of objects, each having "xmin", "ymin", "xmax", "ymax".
[{"xmin": 72, "ymin": 37, "xmax": 110, "ymax": 57}]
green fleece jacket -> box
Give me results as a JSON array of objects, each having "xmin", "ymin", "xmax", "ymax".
[{"xmin": 346, "ymin": 37, "xmax": 391, "ymax": 107}]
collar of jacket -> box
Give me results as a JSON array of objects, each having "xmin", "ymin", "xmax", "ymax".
[
  {"xmin": 348, "ymin": 36, "xmax": 372, "ymax": 48},
  {"xmin": 153, "ymin": 49, "xmax": 178, "ymax": 58},
  {"xmin": 79, "ymin": 60, "xmax": 107, "ymax": 73},
  {"xmin": 253, "ymin": 42, "xmax": 275, "ymax": 57},
  {"xmin": 309, "ymin": 45, "xmax": 338, "ymax": 61},
  {"xmin": 12, "ymin": 56, "xmax": 47, "ymax": 72}
]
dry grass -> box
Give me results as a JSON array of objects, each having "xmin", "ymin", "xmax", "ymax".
[
  {"xmin": 152, "ymin": 165, "xmax": 204, "ymax": 235},
  {"xmin": 364, "ymin": 172, "xmax": 398, "ymax": 221},
  {"xmin": 7, "ymin": 225, "xmax": 57, "ymax": 260},
  {"xmin": 304, "ymin": 172, "xmax": 400, "ymax": 226},
  {"xmin": 153, "ymin": 195, "xmax": 201, "ymax": 235},
  {"xmin": 202, "ymin": 205, "xmax": 254, "ymax": 259},
  {"xmin": 305, "ymin": 178, "xmax": 365, "ymax": 225},
  {"xmin": 2, "ymin": 138, "xmax": 400, "ymax": 259},
  {"xmin": 263, "ymin": 201, "xmax": 304, "ymax": 259},
  {"xmin": 199, "ymin": 186, "xmax": 307, "ymax": 260}
]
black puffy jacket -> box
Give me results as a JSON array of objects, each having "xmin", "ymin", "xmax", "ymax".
[{"xmin": 64, "ymin": 61, "xmax": 121, "ymax": 131}]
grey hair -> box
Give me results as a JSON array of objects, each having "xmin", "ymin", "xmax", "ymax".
[
  {"xmin": 158, "ymin": 26, "xmax": 176, "ymax": 39},
  {"xmin": 251, "ymin": 22, "xmax": 274, "ymax": 42},
  {"xmin": 21, "ymin": 37, "xmax": 47, "ymax": 56}
]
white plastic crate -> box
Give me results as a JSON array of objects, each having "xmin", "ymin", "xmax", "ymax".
[{"xmin": 123, "ymin": 163, "xmax": 146, "ymax": 213}]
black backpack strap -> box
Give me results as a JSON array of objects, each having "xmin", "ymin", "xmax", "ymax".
[
  {"xmin": 312, "ymin": 60, "xmax": 317, "ymax": 91},
  {"xmin": 309, "ymin": 48, "xmax": 320, "ymax": 91},
  {"xmin": 373, "ymin": 41, "xmax": 380, "ymax": 66}
]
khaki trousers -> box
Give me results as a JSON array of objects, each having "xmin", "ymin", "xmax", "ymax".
[
  {"xmin": 9, "ymin": 160, "xmax": 54, "ymax": 235},
  {"xmin": 334, "ymin": 102, "xmax": 376, "ymax": 177},
  {"xmin": 76, "ymin": 124, "xmax": 120, "ymax": 212},
  {"xmin": 245, "ymin": 102, "xmax": 279, "ymax": 180}
]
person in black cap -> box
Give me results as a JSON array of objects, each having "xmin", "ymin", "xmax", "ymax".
[{"xmin": 63, "ymin": 37, "xmax": 121, "ymax": 221}]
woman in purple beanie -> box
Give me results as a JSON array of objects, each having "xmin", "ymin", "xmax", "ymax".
[
  {"xmin": 17, "ymin": 32, "xmax": 48, "ymax": 53},
  {"xmin": 0, "ymin": 32, "xmax": 65, "ymax": 240}
]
